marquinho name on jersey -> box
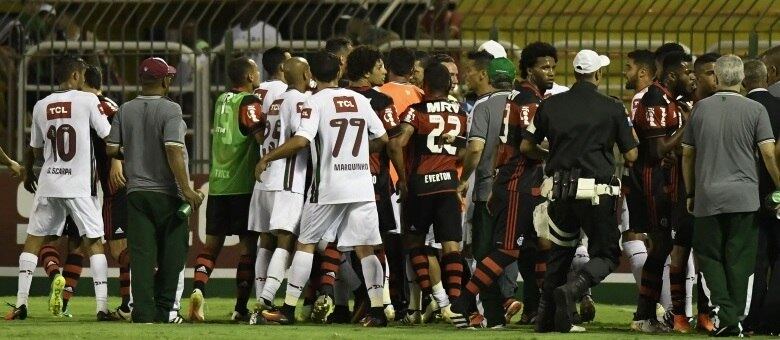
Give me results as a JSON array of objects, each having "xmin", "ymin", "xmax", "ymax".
[{"xmin": 333, "ymin": 162, "xmax": 370, "ymax": 171}]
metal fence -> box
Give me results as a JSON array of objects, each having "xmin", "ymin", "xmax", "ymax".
[{"xmin": 1, "ymin": 0, "xmax": 778, "ymax": 172}]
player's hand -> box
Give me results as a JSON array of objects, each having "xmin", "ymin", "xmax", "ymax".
[
  {"xmin": 456, "ymin": 180, "xmax": 469, "ymax": 205},
  {"xmin": 184, "ymin": 188, "xmax": 204, "ymax": 210},
  {"xmin": 255, "ymin": 159, "xmax": 270, "ymax": 182},
  {"xmin": 109, "ymin": 161, "xmax": 126, "ymax": 191},
  {"xmin": 686, "ymin": 197, "xmax": 694, "ymax": 214},
  {"xmin": 438, "ymin": 133, "xmax": 456, "ymax": 145},
  {"xmin": 23, "ymin": 171, "xmax": 37, "ymax": 194},
  {"xmin": 396, "ymin": 180, "xmax": 408, "ymax": 203},
  {"xmin": 7, "ymin": 160, "xmax": 22, "ymax": 178}
]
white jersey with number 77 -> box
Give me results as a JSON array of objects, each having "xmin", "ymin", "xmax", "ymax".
[
  {"xmin": 30, "ymin": 90, "xmax": 111, "ymax": 198},
  {"xmin": 295, "ymin": 88, "xmax": 387, "ymax": 204}
]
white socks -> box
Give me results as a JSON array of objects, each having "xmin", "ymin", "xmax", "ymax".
[
  {"xmin": 382, "ymin": 255, "xmax": 391, "ymax": 306},
  {"xmin": 171, "ymin": 266, "xmax": 184, "ymax": 320},
  {"xmin": 661, "ymin": 257, "xmax": 671, "ymax": 309},
  {"xmin": 284, "ymin": 251, "xmax": 314, "ymax": 307},
  {"xmin": 261, "ymin": 248, "xmax": 290, "ymax": 302},
  {"xmin": 16, "ymin": 252, "xmax": 37, "ymax": 307},
  {"xmin": 431, "ymin": 281, "xmax": 450, "ymax": 308},
  {"xmin": 360, "ymin": 255, "xmax": 384, "ymax": 308},
  {"xmin": 89, "ymin": 254, "xmax": 109, "ymax": 313},
  {"xmin": 685, "ymin": 253, "xmax": 696, "ymax": 317},
  {"xmin": 622, "ymin": 240, "xmax": 647, "ymax": 287},
  {"xmin": 255, "ymin": 248, "xmax": 272, "ymax": 302}
]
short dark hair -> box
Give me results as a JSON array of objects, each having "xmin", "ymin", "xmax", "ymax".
[
  {"xmin": 310, "ymin": 50, "xmax": 341, "ymax": 82},
  {"xmin": 345, "ymin": 46, "xmax": 383, "ymax": 82},
  {"xmin": 694, "ymin": 52, "xmax": 721, "ymax": 69},
  {"xmin": 466, "ymin": 50, "xmax": 493, "ymax": 71},
  {"xmin": 627, "ymin": 49, "xmax": 656, "ymax": 75},
  {"xmin": 325, "ymin": 37, "xmax": 352, "ymax": 56},
  {"xmin": 385, "ymin": 47, "xmax": 415, "ymax": 77},
  {"xmin": 662, "ymin": 51, "xmax": 692, "ymax": 76},
  {"xmin": 519, "ymin": 42, "xmax": 558, "ymax": 78},
  {"xmin": 423, "ymin": 62, "xmax": 451, "ymax": 94},
  {"xmin": 414, "ymin": 50, "xmax": 429, "ymax": 62},
  {"xmin": 427, "ymin": 53, "xmax": 455, "ymax": 66},
  {"xmin": 55, "ymin": 55, "xmax": 87, "ymax": 84},
  {"xmin": 84, "ymin": 65, "xmax": 102, "ymax": 90},
  {"xmin": 262, "ymin": 47, "xmax": 289, "ymax": 75},
  {"xmin": 654, "ymin": 42, "xmax": 685, "ymax": 62},
  {"xmin": 228, "ymin": 57, "xmax": 255, "ymax": 86}
]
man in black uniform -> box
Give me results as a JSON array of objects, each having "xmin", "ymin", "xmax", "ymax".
[{"xmin": 520, "ymin": 49, "xmax": 638, "ymax": 333}]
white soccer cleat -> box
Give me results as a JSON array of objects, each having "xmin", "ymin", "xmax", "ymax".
[
  {"xmin": 384, "ymin": 304, "xmax": 395, "ymax": 321},
  {"xmin": 441, "ymin": 305, "xmax": 471, "ymax": 329},
  {"xmin": 311, "ymin": 295, "xmax": 334, "ymax": 324},
  {"xmin": 570, "ymin": 325, "xmax": 587, "ymax": 332},
  {"xmin": 421, "ymin": 299, "xmax": 439, "ymax": 323},
  {"xmin": 188, "ymin": 289, "xmax": 205, "ymax": 322},
  {"xmin": 402, "ymin": 310, "xmax": 422, "ymax": 325},
  {"xmin": 655, "ymin": 303, "xmax": 666, "ymax": 321}
]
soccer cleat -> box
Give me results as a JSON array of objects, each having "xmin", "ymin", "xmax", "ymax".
[
  {"xmin": 630, "ymin": 318, "xmax": 672, "ymax": 333},
  {"xmin": 350, "ymin": 299, "xmax": 369, "ymax": 324},
  {"xmin": 384, "ymin": 304, "xmax": 395, "ymax": 321},
  {"xmin": 469, "ymin": 312, "xmax": 486, "ymax": 328},
  {"xmin": 401, "ymin": 310, "xmax": 422, "ymax": 325},
  {"xmin": 362, "ymin": 315, "xmax": 388, "ymax": 327},
  {"xmin": 553, "ymin": 286, "xmax": 577, "ymax": 332},
  {"xmin": 697, "ymin": 313, "xmax": 715, "ymax": 332},
  {"xmin": 711, "ymin": 323, "xmax": 744, "ymax": 337},
  {"xmin": 570, "ymin": 325, "xmax": 587, "ymax": 332},
  {"xmin": 655, "ymin": 303, "xmax": 666, "ymax": 320},
  {"xmin": 115, "ymin": 305, "xmax": 132, "ymax": 321},
  {"xmin": 97, "ymin": 310, "xmax": 122, "ymax": 321},
  {"xmin": 169, "ymin": 314, "xmax": 185, "ymax": 324},
  {"xmin": 311, "ymin": 295, "xmax": 334, "ymax": 324},
  {"xmin": 4, "ymin": 304, "xmax": 27, "ymax": 320},
  {"xmin": 58, "ymin": 308, "xmax": 73, "ymax": 318},
  {"xmin": 517, "ymin": 310, "xmax": 538, "ymax": 325},
  {"xmin": 188, "ymin": 289, "xmax": 205, "ymax": 322},
  {"xmin": 261, "ymin": 307, "xmax": 294, "ymax": 325},
  {"xmin": 670, "ymin": 313, "xmax": 691, "ymax": 333},
  {"xmin": 254, "ymin": 299, "xmax": 272, "ymax": 313},
  {"xmin": 503, "ymin": 298, "xmax": 523, "ymax": 324},
  {"xmin": 442, "ymin": 305, "xmax": 471, "ymax": 329},
  {"xmin": 579, "ymin": 295, "xmax": 596, "ymax": 323},
  {"xmin": 296, "ymin": 303, "xmax": 312, "ymax": 322},
  {"xmin": 48, "ymin": 274, "xmax": 65, "ymax": 316},
  {"xmin": 421, "ymin": 300, "xmax": 439, "ymax": 323},
  {"xmin": 230, "ymin": 310, "xmax": 250, "ymax": 322},
  {"xmin": 327, "ymin": 305, "xmax": 351, "ymax": 324}
]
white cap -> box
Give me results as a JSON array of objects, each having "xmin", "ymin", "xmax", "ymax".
[
  {"xmin": 478, "ymin": 40, "xmax": 507, "ymax": 58},
  {"xmin": 572, "ymin": 49, "xmax": 610, "ymax": 74},
  {"xmin": 39, "ymin": 3, "xmax": 56, "ymax": 15}
]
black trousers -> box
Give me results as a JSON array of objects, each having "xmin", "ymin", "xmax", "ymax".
[
  {"xmin": 745, "ymin": 211, "xmax": 780, "ymax": 333},
  {"xmin": 542, "ymin": 196, "xmax": 621, "ymax": 299}
]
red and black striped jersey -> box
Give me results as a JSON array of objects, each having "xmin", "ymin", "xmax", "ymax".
[
  {"xmin": 632, "ymin": 82, "xmax": 682, "ymax": 165},
  {"xmin": 93, "ymin": 94, "xmax": 120, "ymax": 196},
  {"xmin": 494, "ymin": 81, "xmax": 544, "ymax": 191},
  {"xmin": 352, "ymin": 86, "xmax": 400, "ymax": 200},
  {"xmin": 400, "ymin": 99, "xmax": 467, "ymax": 195}
]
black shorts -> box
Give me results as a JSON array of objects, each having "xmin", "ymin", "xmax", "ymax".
[
  {"xmin": 489, "ymin": 186, "xmax": 543, "ymax": 251},
  {"xmin": 63, "ymin": 215, "xmax": 80, "ymax": 239},
  {"xmin": 206, "ymin": 194, "xmax": 253, "ymax": 236},
  {"xmin": 672, "ymin": 201, "xmax": 693, "ymax": 247},
  {"xmin": 103, "ymin": 188, "xmax": 128, "ymax": 241},
  {"xmin": 374, "ymin": 172, "xmax": 397, "ymax": 233},
  {"xmin": 624, "ymin": 164, "xmax": 675, "ymax": 233},
  {"xmin": 403, "ymin": 191, "xmax": 462, "ymax": 242}
]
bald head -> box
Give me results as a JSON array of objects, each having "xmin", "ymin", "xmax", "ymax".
[
  {"xmin": 282, "ymin": 57, "xmax": 311, "ymax": 92},
  {"xmin": 761, "ymin": 45, "xmax": 780, "ymax": 85}
]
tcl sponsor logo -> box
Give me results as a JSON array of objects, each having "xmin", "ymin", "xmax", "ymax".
[
  {"xmin": 255, "ymin": 89, "xmax": 268, "ymax": 104},
  {"xmin": 46, "ymin": 102, "xmax": 72, "ymax": 120},
  {"xmin": 333, "ymin": 96, "xmax": 358, "ymax": 113},
  {"xmin": 268, "ymin": 99, "xmax": 283, "ymax": 115}
]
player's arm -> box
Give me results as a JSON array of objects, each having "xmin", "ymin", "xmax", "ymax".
[
  {"xmin": 681, "ymin": 145, "xmax": 695, "ymax": 213},
  {"xmin": 239, "ymin": 96, "xmax": 265, "ymax": 144},
  {"xmin": 163, "ymin": 110, "xmax": 203, "ymax": 209},
  {"xmin": 388, "ymin": 123, "xmax": 414, "ymax": 200},
  {"xmin": 257, "ymin": 103, "xmax": 315, "ymax": 181},
  {"xmin": 756, "ymin": 108, "xmax": 780, "ymax": 188},
  {"xmin": 109, "ymin": 158, "xmax": 126, "ymax": 191},
  {"xmin": 0, "ymin": 146, "xmax": 22, "ymax": 177},
  {"xmin": 520, "ymin": 102, "xmax": 550, "ymax": 160},
  {"xmin": 23, "ymin": 147, "xmax": 40, "ymax": 193},
  {"xmin": 106, "ymin": 105, "xmax": 123, "ymax": 159},
  {"xmin": 369, "ymin": 134, "xmax": 389, "ymax": 153}
]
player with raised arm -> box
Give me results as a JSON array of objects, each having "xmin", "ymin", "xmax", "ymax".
[
  {"xmin": 248, "ymin": 56, "xmax": 312, "ymax": 324},
  {"xmin": 188, "ymin": 57, "xmax": 265, "ymax": 322},
  {"xmin": 387, "ymin": 62, "xmax": 469, "ymax": 328},
  {"xmin": 258, "ymin": 51, "xmax": 389, "ymax": 327},
  {"xmin": 5, "ymin": 56, "xmax": 114, "ymax": 321}
]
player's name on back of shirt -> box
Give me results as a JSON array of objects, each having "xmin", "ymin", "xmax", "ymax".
[{"xmin": 425, "ymin": 100, "xmax": 460, "ymax": 113}]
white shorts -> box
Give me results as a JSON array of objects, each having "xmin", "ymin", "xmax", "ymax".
[
  {"xmin": 28, "ymin": 196, "xmax": 103, "ymax": 239},
  {"xmin": 299, "ymin": 201, "xmax": 382, "ymax": 252},
  {"xmin": 248, "ymin": 189, "xmax": 303, "ymax": 235}
]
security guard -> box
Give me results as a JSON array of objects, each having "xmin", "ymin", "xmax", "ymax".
[{"xmin": 520, "ymin": 49, "xmax": 638, "ymax": 333}]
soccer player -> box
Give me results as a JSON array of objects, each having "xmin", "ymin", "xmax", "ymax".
[
  {"xmin": 325, "ymin": 37, "xmax": 353, "ymax": 88},
  {"xmin": 379, "ymin": 47, "xmax": 424, "ymax": 117},
  {"xmin": 388, "ymin": 62, "xmax": 469, "ymax": 328},
  {"xmin": 621, "ymin": 49, "xmax": 654, "ymax": 287},
  {"xmin": 453, "ymin": 52, "xmax": 517, "ymax": 328},
  {"xmin": 410, "ymin": 50, "xmax": 429, "ymax": 88},
  {"xmin": 189, "ymin": 57, "xmax": 265, "ymax": 322},
  {"xmin": 258, "ymin": 50, "xmax": 389, "ymax": 327},
  {"xmin": 249, "ymin": 57, "xmax": 311, "ymax": 322},
  {"xmin": 251, "ymin": 46, "xmax": 291, "ymax": 307},
  {"xmin": 6, "ymin": 56, "xmax": 113, "ymax": 321},
  {"xmin": 692, "ymin": 53, "xmax": 721, "ymax": 102},
  {"xmin": 628, "ymin": 51, "xmax": 696, "ymax": 333}
]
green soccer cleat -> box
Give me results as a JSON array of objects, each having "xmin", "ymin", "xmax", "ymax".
[{"xmin": 48, "ymin": 274, "xmax": 66, "ymax": 316}]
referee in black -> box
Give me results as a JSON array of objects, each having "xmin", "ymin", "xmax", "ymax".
[{"xmin": 520, "ymin": 49, "xmax": 638, "ymax": 333}]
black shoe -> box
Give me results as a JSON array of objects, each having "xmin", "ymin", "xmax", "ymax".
[
  {"xmin": 327, "ymin": 305, "xmax": 351, "ymax": 324},
  {"xmin": 711, "ymin": 324, "xmax": 745, "ymax": 337},
  {"xmin": 553, "ymin": 286, "xmax": 575, "ymax": 332},
  {"xmin": 97, "ymin": 310, "xmax": 122, "ymax": 321},
  {"xmin": 534, "ymin": 297, "xmax": 555, "ymax": 332},
  {"xmin": 579, "ymin": 295, "xmax": 596, "ymax": 323},
  {"xmin": 4, "ymin": 304, "xmax": 27, "ymax": 320}
]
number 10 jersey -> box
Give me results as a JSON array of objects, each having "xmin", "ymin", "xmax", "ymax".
[
  {"xmin": 30, "ymin": 90, "xmax": 111, "ymax": 198},
  {"xmin": 295, "ymin": 88, "xmax": 387, "ymax": 204}
]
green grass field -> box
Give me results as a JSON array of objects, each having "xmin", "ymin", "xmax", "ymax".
[{"xmin": 0, "ymin": 296, "xmax": 756, "ymax": 339}]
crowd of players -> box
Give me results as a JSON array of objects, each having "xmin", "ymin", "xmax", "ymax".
[{"xmin": 4, "ymin": 35, "xmax": 780, "ymax": 336}]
